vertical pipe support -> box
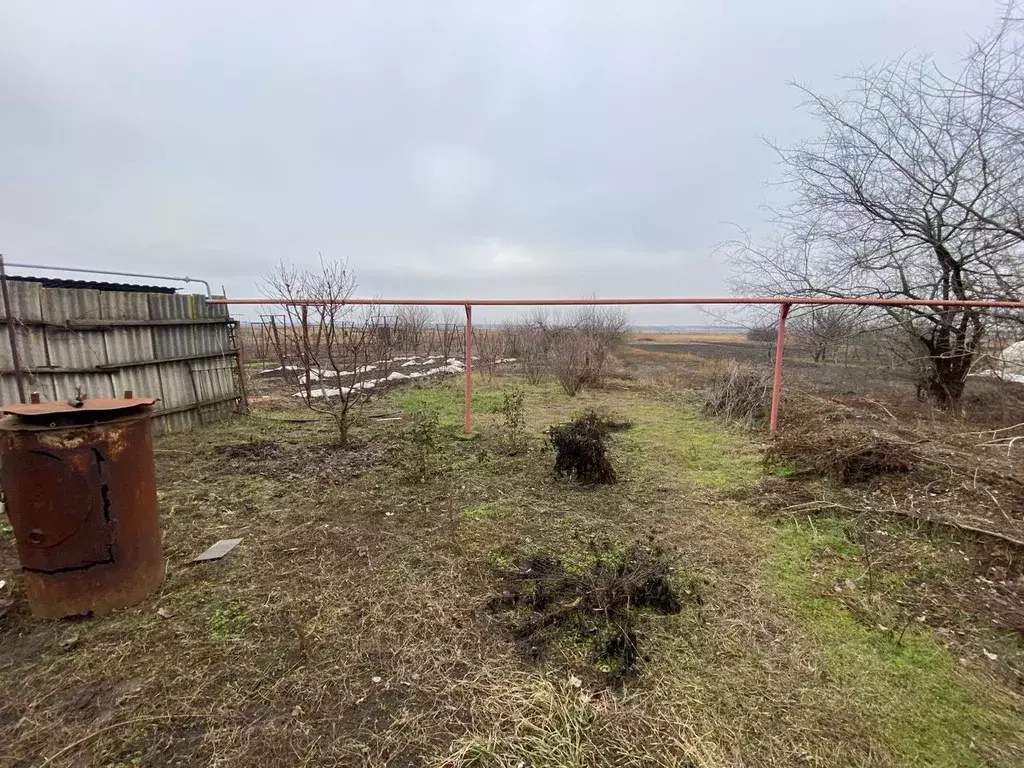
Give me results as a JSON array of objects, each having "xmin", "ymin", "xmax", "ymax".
[
  {"xmin": 769, "ymin": 302, "xmax": 791, "ymax": 435},
  {"xmin": 232, "ymin": 319, "xmax": 250, "ymax": 414},
  {"xmin": 299, "ymin": 303, "xmax": 312, "ymax": 401},
  {"xmin": 464, "ymin": 304, "xmax": 473, "ymax": 434},
  {"xmin": 0, "ymin": 255, "xmax": 27, "ymax": 404}
]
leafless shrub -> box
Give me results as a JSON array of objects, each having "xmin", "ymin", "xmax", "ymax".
[
  {"xmin": 515, "ymin": 331, "xmax": 546, "ymax": 385},
  {"xmin": 548, "ymin": 306, "xmax": 631, "ymax": 396},
  {"xmin": 430, "ymin": 309, "xmax": 463, "ymax": 362},
  {"xmin": 500, "ymin": 320, "xmax": 524, "ymax": 358},
  {"xmin": 548, "ymin": 332, "xmax": 600, "ymax": 396},
  {"xmin": 261, "ymin": 258, "xmax": 396, "ymax": 446},
  {"xmin": 473, "ymin": 328, "xmax": 504, "ymax": 382},
  {"xmin": 746, "ymin": 324, "xmax": 777, "ymax": 344},
  {"xmin": 702, "ymin": 362, "xmax": 773, "ymax": 423},
  {"xmin": 394, "ymin": 305, "xmax": 432, "ymax": 355}
]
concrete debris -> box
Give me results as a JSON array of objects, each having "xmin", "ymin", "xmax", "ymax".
[
  {"xmin": 257, "ymin": 365, "xmax": 300, "ymax": 376},
  {"xmin": 193, "ymin": 538, "xmax": 243, "ymax": 563}
]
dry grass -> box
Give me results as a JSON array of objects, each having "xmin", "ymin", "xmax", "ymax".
[{"xmin": 2, "ymin": 372, "xmax": 1024, "ymax": 766}]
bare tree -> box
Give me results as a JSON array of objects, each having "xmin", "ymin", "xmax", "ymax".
[
  {"xmin": 261, "ymin": 259, "xmax": 395, "ymax": 445},
  {"xmin": 472, "ymin": 326, "xmax": 503, "ymax": 381},
  {"xmin": 548, "ymin": 306, "xmax": 631, "ymax": 396},
  {"xmin": 393, "ymin": 305, "xmax": 431, "ymax": 355},
  {"xmin": 729, "ymin": 35, "xmax": 1024, "ymax": 405},
  {"xmin": 499, "ymin": 319, "xmax": 524, "ymax": 359},
  {"xmin": 431, "ymin": 309, "xmax": 463, "ymax": 362},
  {"xmin": 938, "ymin": 7, "xmax": 1024, "ymax": 249},
  {"xmin": 789, "ymin": 305, "xmax": 861, "ymax": 363}
]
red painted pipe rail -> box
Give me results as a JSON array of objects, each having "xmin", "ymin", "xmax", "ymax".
[
  {"xmin": 210, "ymin": 296, "xmax": 1024, "ymax": 308},
  {"xmin": 213, "ymin": 295, "xmax": 1024, "ymax": 435}
]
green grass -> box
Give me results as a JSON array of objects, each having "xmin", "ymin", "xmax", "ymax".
[
  {"xmin": 208, "ymin": 601, "xmax": 254, "ymax": 642},
  {"xmin": 394, "ymin": 382, "xmax": 505, "ymax": 427},
  {"xmin": 764, "ymin": 516, "xmax": 1016, "ymax": 767},
  {"xmin": 618, "ymin": 396, "xmax": 763, "ymax": 489}
]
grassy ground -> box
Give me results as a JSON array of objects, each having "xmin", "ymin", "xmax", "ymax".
[{"xmin": 1, "ymin": 374, "xmax": 1022, "ymax": 766}]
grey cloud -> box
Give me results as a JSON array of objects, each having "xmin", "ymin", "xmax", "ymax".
[{"xmin": 0, "ymin": 0, "xmax": 998, "ymax": 323}]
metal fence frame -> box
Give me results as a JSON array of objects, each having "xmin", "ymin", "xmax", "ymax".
[
  {"xmin": 0, "ymin": 276, "xmax": 244, "ymax": 433},
  {"xmin": 211, "ymin": 295, "xmax": 1024, "ymax": 434}
]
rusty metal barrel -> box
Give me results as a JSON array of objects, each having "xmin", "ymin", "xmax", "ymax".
[{"xmin": 0, "ymin": 395, "xmax": 164, "ymax": 618}]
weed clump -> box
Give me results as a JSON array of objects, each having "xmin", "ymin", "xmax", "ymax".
[
  {"xmin": 489, "ymin": 539, "xmax": 695, "ymax": 679},
  {"xmin": 702, "ymin": 362, "xmax": 773, "ymax": 423},
  {"xmin": 500, "ymin": 386, "xmax": 527, "ymax": 454},
  {"xmin": 404, "ymin": 409, "xmax": 441, "ymax": 482},
  {"xmin": 547, "ymin": 411, "xmax": 621, "ymax": 484},
  {"xmin": 766, "ymin": 426, "xmax": 918, "ymax": 484}
]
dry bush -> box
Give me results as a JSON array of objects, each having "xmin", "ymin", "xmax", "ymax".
[
  {"xmin": 702, "ymin": 362, "xmax": 773, "ymax": 423},
  {"xmin": 500, "ymin": 386, "xmax": 527, "ymax": 454},
  {"xmin": 746, "ymin": 324, "xmax": 777, "ymax": 344},
  {"xmin": 394, "ymin": 305, "xmax": 432, "ymax": 355},
  {"xmin": 766, "ymin": 426, "xmax": 919, "ymax": 484},
  {"xmin": 488, "ymin": 539, "xmax": 691, "ymax": 678},
  {"xmin": 429, "ymin": 309, "xmax": 463, "ymax": 361},
  {"xmin": 549, "ymin": 332, "xmax": 602, "ymax": 396},
  {"xmin": 547, "ymin": 412, "xmax": 619, "ymax": 484},
  {"xmin": 548, "ymin": 306, "xmax": 630, "ymax": 396},
  {"xmin": 472, "ymin": 328, "xmax": 505, "ymax": 381},
  {"xmin": 518, "ymin": 328, "xmax": 549, "ymax": 385},
  {"xmin": 261, "ymin": 259, "xmax": 397, "ymax": 445}
]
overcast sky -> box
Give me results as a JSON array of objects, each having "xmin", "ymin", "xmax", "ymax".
[{"xmin": 0, "ymin": 1, "xmax": 1000, "ymax": 323}]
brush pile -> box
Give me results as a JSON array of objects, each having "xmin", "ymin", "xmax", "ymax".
[
  {"xmin": 547, "ymin": 411, "xmax": 624, "ymax": 484},
  {"xmin": 766, "ymin": 425, "xmax": 919, "ymax": 484},
  {"xmin": 702, "ymin": 362, "xmax": 773, "ymax": 423},
  {"xmin": 489, "ymin": 540, "xmax": 693, "ymax": 678}
]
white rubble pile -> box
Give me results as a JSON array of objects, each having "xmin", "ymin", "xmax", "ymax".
[{"xmin": 286, "ymin": 354, "xmax": 517, "ymax": 398}]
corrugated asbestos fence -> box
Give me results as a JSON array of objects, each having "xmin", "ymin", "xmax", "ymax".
[{"xmin": 0, "ymin": 279, "xmax": 242, "ymax": 433}]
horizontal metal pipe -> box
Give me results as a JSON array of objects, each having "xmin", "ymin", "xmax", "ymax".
[
  {"xmin": 4, "ymin": 262, "xmax": 212, "ymax": 297},
  {"xmin": 208, "ymin": 296, "xmax": 1024, "ymax": 309}
]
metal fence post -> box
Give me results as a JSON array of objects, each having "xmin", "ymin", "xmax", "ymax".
[
  {"xmin": 464, "ymin": 304, "xmax": 473, "ymax": 433},
  {"xmin": 769, "ymin": 302, "xmax": 791, "ymax": 435},
  {"xmin": 0, "ymin": 255, "xmax": 27, "ymax": 403}
]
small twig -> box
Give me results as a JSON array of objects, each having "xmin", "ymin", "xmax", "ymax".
[
  {"xmin": 40, "ymin": 715, "xmax": 200, "ymax": 766},
  {"xmin": 977, "ymin": 434, "xmax": 1024, "ymax": 456},
  {"xmin": 895, "ymin": 614, "xmax": 913, "ymax": 646},
  {"xmin": 960, "ymin": 422, "xmax": 1024, "ymax": 439},
  {"xmin": 861, "ymin": 533, "xmax": 874, "ymax": 599},
  {"xmin": 862, "ymin": 397, "xmax": 897, "ymax": 421},
  {"xmin": 777, "ymin": 499, "xmax": 1024, "ymax": 549},
  {"xmin": 985, "ymin": 489, "xmax": 1024, "ymax": 538}
]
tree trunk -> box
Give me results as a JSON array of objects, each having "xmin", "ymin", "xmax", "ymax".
[
  {"xmin": 333, "ymin": 412, "xmax": 349, "ymax": 447},
  {"xmin": 921, "ymin": 311, "xmax": 982, "ymax": 407},
  {"xmin": 926, "ymin": 360, "xmax": 968, "ymax": 404}
]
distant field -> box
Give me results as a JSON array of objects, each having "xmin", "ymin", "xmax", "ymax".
[{"xmin": 631, "ymin": 330, "xmax": 748, "ymax": 344}]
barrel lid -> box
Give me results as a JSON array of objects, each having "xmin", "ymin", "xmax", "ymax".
[
  {"xmin": 0, "ymin": 396, "xmax": 158, "ymax": 427},
  {"xmin": 2, "ymin": 396, "xmax": 158, "ymax": 417}
]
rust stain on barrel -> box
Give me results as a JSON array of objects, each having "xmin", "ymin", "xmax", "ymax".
[{"xmin": 0, "ymin": 399, "xmax": 164, "ymax": 618}]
